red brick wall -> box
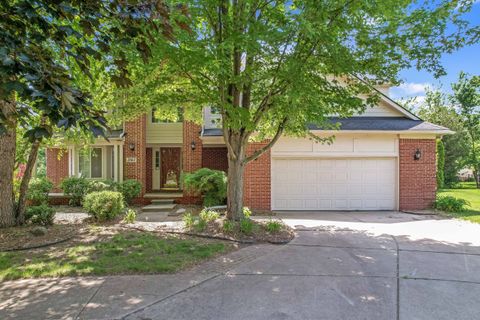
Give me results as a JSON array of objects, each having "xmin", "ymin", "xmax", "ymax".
[
  {"xmin": 146, "ymin": 147, "xmax": 152, "ymax": 193},
  {"xmin": 202, "ymin": 147, "xmax": 228, "ymax": 172},
  {"xmin": 243, "ymin": 141, "xmax": 271, "ymax": 211},
  {"xmin": 123, "ymin": 115, "xmax": 147, "ymax": 204},
  {"xmin": 178, "ymin": 121, "xmax": 203, "ymax": 204},
  {"xmin": 46, "ymin": 148, "xmax": 69, "ymax": 192},
  {"xmin": 399, "ymin": 139, "xmax": 437, "ymax": 210}
]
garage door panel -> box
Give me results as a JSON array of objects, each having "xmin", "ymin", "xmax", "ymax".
[{"xmin": 272, "ymin": 158, "xmax": 396, "ymax": 210}]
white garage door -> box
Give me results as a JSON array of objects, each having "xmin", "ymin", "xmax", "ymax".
[{"xmin": 272, "ymin": 158, "xmax": 396, "ymax": 210}]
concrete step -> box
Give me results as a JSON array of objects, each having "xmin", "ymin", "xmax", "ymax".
[
  {"xmin": 144, "ymin": 192, "xmax": 183, "ymax": 199},
  {"xmin": 142, "ymin": 203, "xmax": 176, "ymax": 213},
  {"xmin": 136, "ymin": 211, "xmax": 169, "ymax": 222},
  {"xmin": 151, "ymin": 199, "xmax": 175, "ymax": 205}
]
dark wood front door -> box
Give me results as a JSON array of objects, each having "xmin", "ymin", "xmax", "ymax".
[{"xmin": 160, "ymin": 147, "xmax": 181, "ymax": 190}]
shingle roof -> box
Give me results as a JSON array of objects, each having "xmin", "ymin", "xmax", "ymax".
[
  {"xmin": 308, "ymin": 117, "xmax": 451, "ymax": 132},
  {"xmin": 202, "ymin": 117, "xmax": 451, "ymax": 137}
]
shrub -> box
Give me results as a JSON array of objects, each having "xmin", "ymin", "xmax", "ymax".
[
  {"xmin": 199, "ymin": 209, "xmax": 220, "ymax": 222},
  {"xmin": 27, "ymin": 177, "xmax": 53, "ymax": 205},
  {"xmin": 243, "ymin": 207, "xmax": 252, "ymax": 219},
  {"xmin": 25, "ymin": 204, "xmax": 55, "ymax": 226},
  {"xmin": 117, "ymin": 179, "xmax": 142, "ymax": 205},
  {"xmin": 223, "ymin": 220, "xmax": 235, "ymax": 233},
  {"xmin": 183, "ymin": 168, "xmax": 227, "ymax": 207},
  {"xmin": 88, "ymin": 180, "xmax": 115, "ymax": 193},
  {"xmin": 60, "ymin": 177, "xmax": 91, "ymax": 206},
  {"xmin": 194, "ymin": 219, "xmax": 207, "ymax": 232},
  {"xmin": 265, "ymin": 220, "xmax": 282, "ymax": 233},
  {"xmin": 182, "ymin": 212, "xmax": 196, "ymax": 230},
  {"xmin": 240, "ymin": 218, "xmax": 255, "ymax": 235},
  {"xmin": 83, "ymin": 191, "xmax": 125, "ymax": 221},
  {"xmin": 435, "ymin": 196, "xmax": 470, "ymax": 212},
  {"xmin": 122, "ymin": 209, "xmax": 137, "ymax": 224}
]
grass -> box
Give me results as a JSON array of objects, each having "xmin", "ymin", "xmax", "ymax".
[
  {"xmin": 438, "ymin": 181, "xmax": 480, "ymax": 223},
  {"xmin": 0, "ymin": 232, "xmax": 227, "ymax": 281}
]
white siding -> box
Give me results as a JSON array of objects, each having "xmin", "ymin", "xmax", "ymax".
[
  {"xmin": 355, "ymin": 100, "xmax": 404, "ymax": 117},
  {"xmin": 146, "ymin": 122, "xmax": 183, "ymax": 144},
  {"xmin": 272, "ymin": 134, "xmax": 398, "ymax": 157}
]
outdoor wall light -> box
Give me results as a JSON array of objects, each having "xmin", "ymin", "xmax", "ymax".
[
  {"xmin": 191, "ymin": 140, "xmax": 196, "ymax": 151},
  {"xmin": 414, "ymin": 149, "xmax": 422, "ymax": 161},
  {"xmin": 128, "ymin": 142, "xmax": 135, "ymax": 151}
]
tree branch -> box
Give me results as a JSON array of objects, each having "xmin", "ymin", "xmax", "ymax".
[{"xmin": 243, "ymin": 117, "xmax": 287, "ymax": 164}]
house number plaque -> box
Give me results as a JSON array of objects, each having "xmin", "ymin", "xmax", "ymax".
[{"xmin": 126, "ymin": 157, "xmax": 137, "ymax": 163}]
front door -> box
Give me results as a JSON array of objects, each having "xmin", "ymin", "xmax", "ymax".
[{"xmin": 160, "ymin": 147, "xmax": 181, "ymax": 190}]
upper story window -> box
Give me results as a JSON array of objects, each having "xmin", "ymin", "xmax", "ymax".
[
  {"xmin": 78, "ymin": 148, "xmax": 103, "ymax": 178},
  {"xmin": 151, "ymin": 107, "xmax": 184, "ymax": 123}
]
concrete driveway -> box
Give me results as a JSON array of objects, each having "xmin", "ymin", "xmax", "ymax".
[{"xmin": 2, "ymin": 211, "xmax": 480, "ymax": 319}]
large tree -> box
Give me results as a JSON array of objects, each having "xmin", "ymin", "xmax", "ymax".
[
  {"xmin": 451, "ymin": 72, "xmax": 480, "ymax": 188},
  {"xmin": 417, "ymin": 89, "xmax": 469, "ymax": 186},
  {"xmin": 112, "ymin": 0, "xmax": 478, "ymax": 220},
  {"xmin": 0, "ymin": 0, "xmax": 179, "ymax": 227}
]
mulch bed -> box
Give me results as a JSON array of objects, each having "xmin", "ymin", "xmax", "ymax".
[
  {"xmin": 129, "ymin": 218, "xmax": 295, "ymax": 244},
  {"xmin": 0, "ymin": 224, "xmax": 78, "ymax": 251}
]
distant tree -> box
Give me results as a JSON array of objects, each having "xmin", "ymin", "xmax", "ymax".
[
  {"xmin": 451, "ymin": 72, "xmax": 480, "ymax": 188},
  {"xmin": 417, "ymin": 89, "xmax": 469, "ymax": 186}
]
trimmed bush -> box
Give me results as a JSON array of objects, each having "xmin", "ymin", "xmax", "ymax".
[
  {"xmin": 435, "ymin": 196, "xmax": 470, "ymax": 212},
  {"xmin": 117, "ymin": 179, "xmax": 142, "ymax": 205},
  {"xmin": 25, "ymin": 204, "xmax": 55, "ymax": 226},
  {"xmin": 60, "ymin": 177, "xmax": 91, "ymax": 206},
  {"xmin": 27, "ymin": 177, "xmax": 53, "ymax": 205},
  {"xmin": 88, "ymin": 179, "xmax": 115, "ymax": 193},
  {"xmin": 83, "ymin": 191, "xmax": 125, "ymax": 221},
  {"xmin": 183, "ymin": 168, "xmax": 227, "ymax": 207}
]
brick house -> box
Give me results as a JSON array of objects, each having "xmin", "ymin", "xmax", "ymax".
[{"xmin": 46, "ymin": 87, "xmax": 451, "ymax": 211}]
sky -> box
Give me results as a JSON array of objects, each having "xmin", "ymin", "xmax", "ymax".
[{"xmin": 389, "ymin": 1, "xmax": 480, "ymax": 107}]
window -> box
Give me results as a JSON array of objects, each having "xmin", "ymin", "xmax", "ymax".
[
  {"xmin": 155, "ymin": 151, "xmax": 160, "ymax": 170},
  {"xmin": 78, "ymin": 148, "xmax": 103, "ymax": 178}
]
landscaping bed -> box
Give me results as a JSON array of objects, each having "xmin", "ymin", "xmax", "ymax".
[
  {"xmin": 0, "ymin": 225, "xmax": 233, "ymax": 281},
  {"xmin": 180, "ymin": 210, "xmax": 294, "ymax": 244},
  {"xmin": 0, "ymin": 224, "xmax": 77, "ymax": 251}
]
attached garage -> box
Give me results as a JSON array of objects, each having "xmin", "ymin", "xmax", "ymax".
[
  {"xmin": 270, "ymin": 134, "xmax": 399, "ymax": 211},
  {"xmin": 271, "ymin": 158, "xmax": 396, "ymax": 210}
]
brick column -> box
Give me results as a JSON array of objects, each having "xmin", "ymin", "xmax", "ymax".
[
  {"xmin": 123, "ymin": 115, "xmax": 147, "ymax": 203},
  {"xmin": 46, "ymin": 148, "xmax": 69, "ymax": 192},
  {"xmin": 179, "ymin": 121, "xmax": 203, "ymax": 204},
  {"xmin": 244, "ymin": 141, "xmax": 271, "ymax": 211},
  {"xmin": 399, "ymin": 138, "xmax": 437, "ymax": 210}
]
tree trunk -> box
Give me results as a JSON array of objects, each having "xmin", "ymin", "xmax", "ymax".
[
  {"xmin": 0, "ymin": 100, "xmax": 17, "ymax": 228},
  {"xmin": 226, "ymin": 137, "xmax": 246, "ymax": 221},
  {"xmin": 16, "ymin": 139, "xmax": 41, "ymax": 225}
]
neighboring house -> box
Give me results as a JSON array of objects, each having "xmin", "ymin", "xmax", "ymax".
[
  {"xmin": 46, "ymin": 86, "xmax": 451, "ymax": 211},
  {"xmin": 457, "ymin": 168, "xmax": 474, "ymax": 182}
]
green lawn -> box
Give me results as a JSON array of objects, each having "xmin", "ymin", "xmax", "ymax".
[
  {"xmin": 0, "ymin": 232, "xmax": 227, "ymax": 281},
  {"xmin": 438, "ymin": 182, "xmax": 480, "ymax": 223}
]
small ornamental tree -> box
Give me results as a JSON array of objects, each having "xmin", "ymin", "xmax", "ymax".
[{"xmin": 112, "ymin": 0, "xmax": 478, "ymax": 220}]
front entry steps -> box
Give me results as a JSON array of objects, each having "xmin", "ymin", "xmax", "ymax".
[
  {"xmin": 138, "ymin": 198, "xmax": 182, "ymax": 222},
  {"xmin": 142, "ymin": 199, "xmax": 176, "ymax": 213}
]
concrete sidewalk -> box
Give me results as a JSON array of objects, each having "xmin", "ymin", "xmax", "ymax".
[{"xmin": 2, "ymin": 211, "xmax": 480, "ymax": 320}]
